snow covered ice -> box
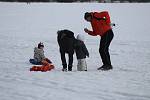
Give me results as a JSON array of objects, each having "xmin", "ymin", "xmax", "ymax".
[{"xmin": 0, "ymin": 2, "xmax": 150, "ymax": 100}]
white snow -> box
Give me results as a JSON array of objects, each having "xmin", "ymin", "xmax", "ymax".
[{"xmin": 0, "ymin": 2, "xmax": 150, "ymax": 100}]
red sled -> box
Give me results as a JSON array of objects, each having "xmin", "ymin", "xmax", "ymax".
[{"xmin": 30, "ymin": 60, "xmax": 54, "ymax": 72}]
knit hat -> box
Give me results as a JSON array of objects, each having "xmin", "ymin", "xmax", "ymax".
[
  {"xmin": 77, "ymin": 34, "xmax": 85, "ymax": 42},
  {"xmin": 38, "ymin": 42, "xmax": 44, "ymax": 48}
]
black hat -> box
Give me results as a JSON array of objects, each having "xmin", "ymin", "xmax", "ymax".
[
  {"xmin": 84, "ymin": 12, "xmax": 92, "ymax": 20},
  {"xmin": 38, "ymin": 42, "xmax": 44, "ymax": 48}
]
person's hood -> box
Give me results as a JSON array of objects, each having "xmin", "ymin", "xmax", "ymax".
[{"xmin": 77, "ymin": 34, "xmax": 85, "ymax": 42}]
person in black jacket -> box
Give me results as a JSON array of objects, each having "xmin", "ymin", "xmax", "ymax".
[
  {"xmin": 74, "ymin": 34, "xmax": 89, "ymax": 71},
  {"xmin": 57, "ymin": 29, "xmax": 75, "ymax": 71}
]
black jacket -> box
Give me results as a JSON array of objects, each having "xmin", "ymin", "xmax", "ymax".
[
  {"xmin": 74, "ymin": 39, "xmax": 89, "ymax": 59},
  {"xmin": 57, "ymin": 29, "xmax": 75, "ymax": 54}
]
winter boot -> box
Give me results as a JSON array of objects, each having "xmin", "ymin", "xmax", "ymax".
[
  {"xmin": 97, "ymin": 65, "xmax": 105, "ymax": 70},
  {"xmin": 62, "ymin": 68, "xmax": 67, "ymax": 72},
  {"xmin": 97, "ymin": 65, "xmax": 113, "ymax": 71},
  {"xmin": 68, "ymin": 65, "xmax": 72, "ymax": 71},
  {"xmin": 62, "ymin": 64, "xmax": 67, "ymax": 72},
  {"xmin": 104, "ymin": 65, "xmax": 113, "ymax": 70}
]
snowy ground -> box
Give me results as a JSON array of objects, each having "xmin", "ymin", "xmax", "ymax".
[{"xmin": 0, "ymin": 2, "xmax": 150, "ymax": 100}]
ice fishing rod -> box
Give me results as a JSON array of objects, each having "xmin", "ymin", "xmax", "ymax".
[{"xmin": 110, "ymin": 23, "xmax": 116, "ymax": 27}]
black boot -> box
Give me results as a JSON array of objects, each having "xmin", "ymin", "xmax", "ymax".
[
  {"xmin": 62, "ymin": 68, "xmax": 67, "ymax": 72},
  {"xmin": 97, "ymin": 65, "xmax": 113, "ymax": 71},
  {"xmin": 68, "ymin": 65, "xmax": 72, "ymax": 71},
  {"xmin": 62, "ymin": 64, "xmax": 67, "ymax": 72},
  {"xmin": 97, "ymin": 65, "xmax": 105, "ymax": 70}
]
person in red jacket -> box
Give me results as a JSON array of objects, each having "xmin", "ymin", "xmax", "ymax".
[{"xmin": 84, "ymin": 11, "xmax": 114, "ymax": 71}]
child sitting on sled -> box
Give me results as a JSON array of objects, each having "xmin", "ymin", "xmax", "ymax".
[
  {"xmin": 29, "ymin": 42, "xmax": 51, "ymax": 65},
  {"xmin": 29, "ymin": 42, "xmax": 54, "ymax": 72}
]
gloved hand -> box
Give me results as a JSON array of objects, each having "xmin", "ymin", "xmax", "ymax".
[
  {"xmin": 84, "ymin": 28, "xmax": 90, "ymax": 33},
  {"xmin": 44, "ymin": 58, "xmax": 52, "ymax": 63}
]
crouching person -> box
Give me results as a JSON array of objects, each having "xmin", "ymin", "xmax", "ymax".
[
  {"xmin": 57, "ymin": 29, "xmax": 75, "ymax": 71},
  {"xmin": 74, "ymin": 34, "xmax": 89, "ymax": 71}
]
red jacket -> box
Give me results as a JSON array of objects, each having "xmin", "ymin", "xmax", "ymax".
[{"xmin": 88, "ymin": 11, "xmax": 112, "ymax": 36}]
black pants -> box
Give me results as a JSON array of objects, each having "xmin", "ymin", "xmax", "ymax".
[
  {"xmin": 60, "ymin": 51, "xmax": 73, "ymax": 70},
  {"xmin": 99, "ymin": 29, "xmax": 114, "ymax": 66}
]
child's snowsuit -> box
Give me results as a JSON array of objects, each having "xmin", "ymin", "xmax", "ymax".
[{"xmin": 74, "ymin": 34, "xmax": 89, "ymax": 71}]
